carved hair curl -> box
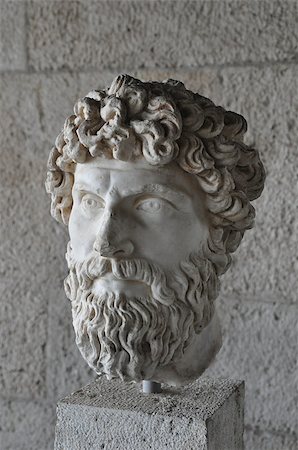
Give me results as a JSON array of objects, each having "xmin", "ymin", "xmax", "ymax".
[{"xmin": 46, "ymin": 74, "xmax": 265, "ymax": 275}]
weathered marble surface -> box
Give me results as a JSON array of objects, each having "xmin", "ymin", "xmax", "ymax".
[{"xmin": 45, "ymin": 74, "xmax": 264, "ymax": 385}]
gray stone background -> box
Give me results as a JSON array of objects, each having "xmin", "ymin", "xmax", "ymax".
[{"xmin": 0, "ymin": 1, "xmax": 297, "ymax": 449}]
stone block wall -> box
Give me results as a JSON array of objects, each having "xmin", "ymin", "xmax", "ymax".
[{"xmin": 0, "ymin": 1, "xmax": 297, "ymax": 449}]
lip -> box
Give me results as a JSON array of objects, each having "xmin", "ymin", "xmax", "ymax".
[
  {"xmin": 100, "ymin": 272, "xmax": 117, "ymax": 280},
  {"xmin": 93, "ymin": 273, "xmax": 149, "ymax": 296},
  {"xmin": 99, "ymin": 272, "xmax": 143, "ymax": 284},
  {"xmin": 99, "ymin": 273, "xmax": 144, "ymax": 285}
]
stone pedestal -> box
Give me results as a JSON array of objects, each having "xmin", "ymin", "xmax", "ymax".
[{"xmin": 54, "ymin": 377, "xmax": 244, "ymax": 450}]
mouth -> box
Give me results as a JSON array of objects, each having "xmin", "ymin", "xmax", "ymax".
[
  {"xmin": 100, "ymin": 272, "xmax": 141, "ymax": 283},
  {"xmin": 93, "ymin": 272, "xmax": 149, "ymax": 296}
]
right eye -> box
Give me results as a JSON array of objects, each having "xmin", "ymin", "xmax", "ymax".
[{"xmin": 81, "ymin": 194, "xmax": 104, "ymax": 214}]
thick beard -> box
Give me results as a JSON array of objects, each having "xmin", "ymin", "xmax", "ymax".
[{"xmin": 64, "ymin": 244, "xmax": 219, "ymax": 382}]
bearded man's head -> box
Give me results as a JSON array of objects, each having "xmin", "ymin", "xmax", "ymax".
[{"xmin": 45, "ymin": 74, "xmax": 265, "ymax": 385}]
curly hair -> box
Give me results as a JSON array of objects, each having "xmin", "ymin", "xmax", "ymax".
[{"xmin": 46, "ymin": 74, "xmax": 265, "ymax": 276}]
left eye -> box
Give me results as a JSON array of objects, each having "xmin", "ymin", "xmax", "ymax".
[{"xmin": 136, "ymin": 198, "xmax": 162, "ymax": 213}]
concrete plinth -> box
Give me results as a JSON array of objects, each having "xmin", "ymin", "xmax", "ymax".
[{"xmin": 54, "ymin": 377, "xmax": 244, "ymax": 450}]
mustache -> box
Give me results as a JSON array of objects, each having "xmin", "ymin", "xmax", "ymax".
[{"xmin": 68, "ymin": 251, "xmax": 176, "ymax": 306}]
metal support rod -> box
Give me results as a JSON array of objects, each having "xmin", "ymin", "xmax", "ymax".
[{"xmin": 142, "ymin": 380, "xmax": 162, "ymax": 394}]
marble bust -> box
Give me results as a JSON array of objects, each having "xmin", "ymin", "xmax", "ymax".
[{"xmin": 46, "ymin": 74, "xmax": 265, "ymax": 385}]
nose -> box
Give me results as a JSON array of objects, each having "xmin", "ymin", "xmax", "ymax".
[
  {"xmin": 93, "ymin": 209, "xmax": 134, "ymax": 258},
  {"xmin": 93, "ymin": 237, "xmax": 134, "ymax": 258}
]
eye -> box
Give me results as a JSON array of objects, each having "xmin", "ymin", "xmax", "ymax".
[
  {"xmin": 81, "ymin": 194, "xmax": 104, "ymax": 213},
  {"xmin": 136, "ymin": 198, "xmax": 163, "ymax": 213}
]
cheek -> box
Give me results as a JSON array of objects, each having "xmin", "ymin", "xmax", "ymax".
[
  {"xmin": 175, "ymin": 217, "xmax": 208, "ymax": 254},
  {"xmin": 138, "ymin": 215, "xmax": 208, "ymax": 269},
  {"xmin": 68, "ymin": 210, "xmax": 97, "ymax": 261},
  {"xmin": 168, "ymin": 217, "xmax": 207, "ymax": 250}
]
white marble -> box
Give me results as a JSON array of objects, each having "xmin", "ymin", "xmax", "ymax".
[{"xmin": 46, "ymin": 74, "xmax": 265, "ymax": 385}]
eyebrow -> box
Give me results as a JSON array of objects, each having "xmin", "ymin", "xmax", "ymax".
[
  {"xmin": 73, "ymin": 183, "xmax": 109, "ymax": 196},
  {"xmin": 121, "ymin": 184, "xmax": 188, "ymax": 200},
  {"xmin": 73, "ymin": 182, "xmax": 189, "ymax": 200}
]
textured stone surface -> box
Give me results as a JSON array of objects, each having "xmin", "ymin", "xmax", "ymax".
[
  {"xmin": 0, "ymin": 72, "xmax": 94, "ymax": 398},
  {"xmin": 0, "ymin": 1, "xmax": 26, "ymax": 71},
  {"xmin": 0, "ymin": 155, "xmax": 49, "ymax": 397},
  {"xmin": 0, "ymin": 399, "xmax": 55, "ymax": 450},
  {"xmin": 27, "ymin": 0, "xmax": 298, "ymax": 72},
  {"xmin": 0, "ymin": 289, "xmax": 47, "ymax": 399},
  {"xmin": 245, "ymin": 427, "xmax": 298, "ymax": 450},
  {"xmin": 55, "ymin": 377, "xmax": 244, "ymax": 450},
  {"xmin": 206, "ymin": 296, "xmax": 298, "ymax": 436}
]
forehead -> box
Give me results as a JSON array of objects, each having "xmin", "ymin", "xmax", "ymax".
[{"xmin": 74, "ymin": 157, "xmax": 202, "ymax": 198}]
